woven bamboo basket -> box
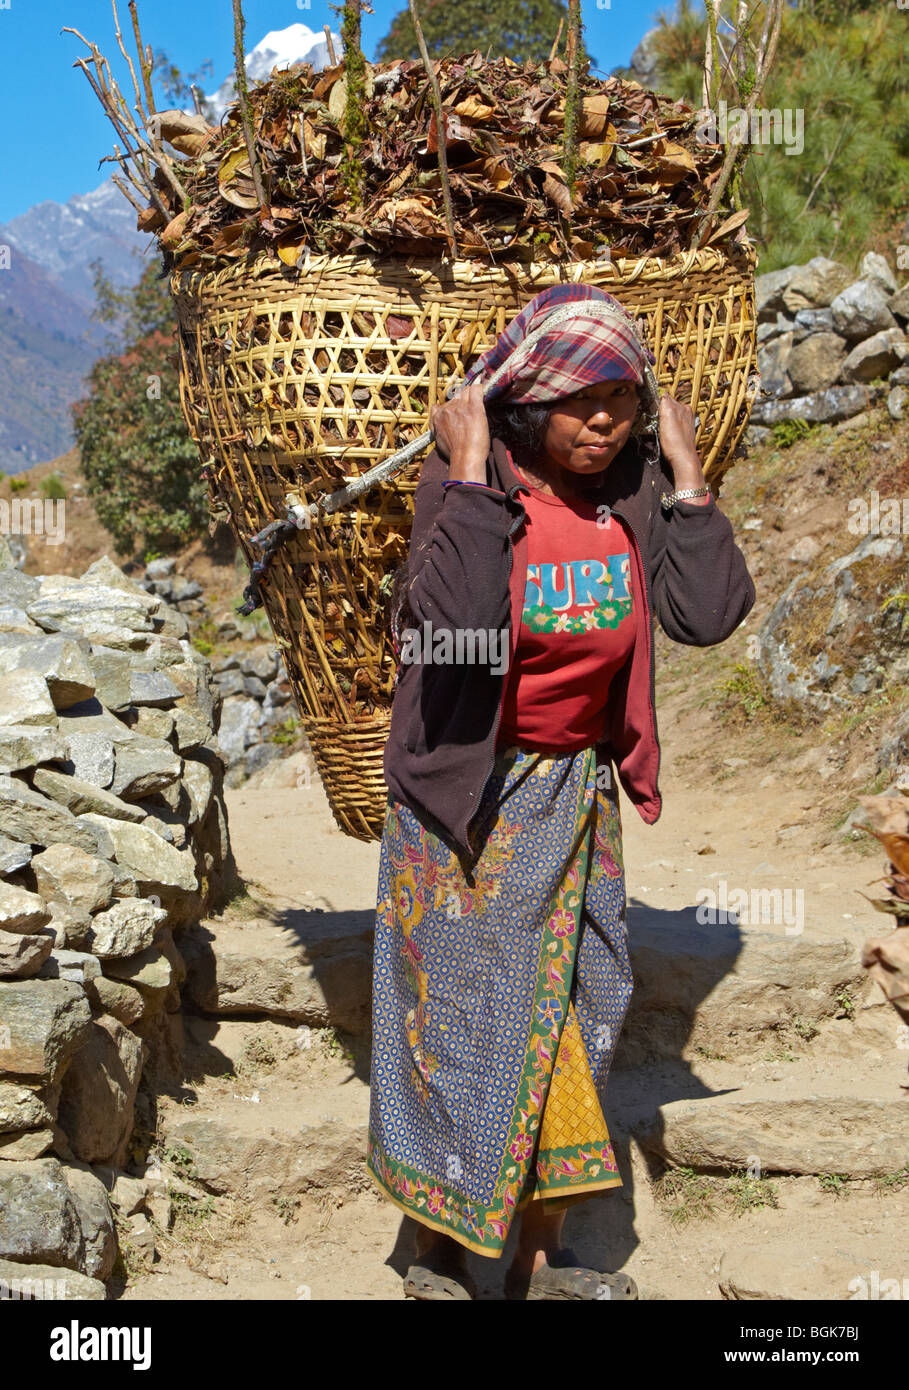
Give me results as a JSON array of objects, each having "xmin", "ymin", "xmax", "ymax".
[{"xmin": 171, "ymin": 243, "xmax": 758, "ymax": 840}]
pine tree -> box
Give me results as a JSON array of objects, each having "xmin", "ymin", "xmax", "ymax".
[
  {"xmin": 621, "ymin": 1, "xmax": 909, "ymax": 271},
  {"xmin": 377, "ymin": 0, "xmax": 594, "ymax": 67}
]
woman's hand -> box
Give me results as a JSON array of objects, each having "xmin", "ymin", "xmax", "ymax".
[
  {"xmin": 658, "ymin": 395, "xmax": 707, "ymax": 490},
  {"xmin": 430, "ymin": 381, "xmax": 490, "ymax": 483}
]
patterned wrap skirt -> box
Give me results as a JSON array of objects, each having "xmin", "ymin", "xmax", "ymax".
[{"xmin": 367, "ymin": 743, "xmax": 633, "ymax": 1258}]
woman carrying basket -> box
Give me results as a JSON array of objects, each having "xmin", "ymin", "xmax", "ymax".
[{"xmin": 367, "ymin": 283, "xmax": 755, "ymax": 1300}]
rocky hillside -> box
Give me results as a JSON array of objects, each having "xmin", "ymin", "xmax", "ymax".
[
  {"xmin": 0, "ymin": 547, "xmax": 235, "ymax": 1295},
  {"xmin": 752, "ymin": 251, "xmax": 909, "ymax": 432}
]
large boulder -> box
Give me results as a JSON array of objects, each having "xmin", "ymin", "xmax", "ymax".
[
  {"xmin": 0, "ymin": 672, "xmax": 57, "ymax": 728},
  {"xmin": 84, "ymin": 647, "xmax": 132, "ymax": 712},
  {"xmin": 56, "ymin": 1014, "xmax": 146, "ymax": 1166},
  {"xmin": 54, "ymin": 1163, "xmax": 116, "ymax": 1281},
  {"xmin": 217, "ymin": 698, "xmax": 260, "ymax": 771},
  {"xmin": 785, "ymin": 332, "xmax": 847, "ymax": 394},
  {"xmin": 0, "ymin": 1158, "xmax": 83, "ymax": 1267},
  {"xmin": 750, "ymin": 382, "xmax": 884, "ymax": 426},
  {"xmin": 0, "ymin": 883, "xmax": 51, "ymax": 933},
  {"xmin": 0, "ymin": 979, "xmax": 92, "ymax": 1081},
  {"xmin": 0, "ymin": 837, "xmax": 31, "ymax": 876},
  {"xmin": 0, "ymin": 725, "xmax": 67, "ymax": 776},
  {"xmin": 27, "ymin": 577, "xmax": 159, "ymax": 648},
  {"xmin": 0, "ymin": 775, "xmax": 105, "ymax": 856},
  {"xmin": 61, "ymin": 731, "xmax": 116, "ymax": 790},
  {"xmin": 0, "ymin": 635, "xmax": 95, "ymax": 710},
  {"xmin": 0, "ymin": 930, "xmax": 54, "ymax": 980},
  {"xmin": 840, "ymin": 327, "xmax": 909, "ymax": 382},
  {"xmin": 0, "ymin": 1257, "xmax": 106, "ymax": 1299},
  {"xmin": 859, "ymin": 250, "xmax": 898, "ymax": 296},
  {"xmin": 0, "ymin": 1081, "xmax": 54, "ymax": 1134},
  {"xmin": 109, "ymin": 736, "xmax": 182, "ymax": 802},
  {"xmin": 0, "ymin": 569, "xmax": 39, "ymax": 608},
  {"xmin": 780, "ymin": 256, "xmax": 852, "ymax": 315},
  {"xmin": 756, "ymin": 331, "xmax": 794, "ymax": 398},
  {"xmin": 830, "ymin": 278, "xmax": 898, "ymax": 340},
  {"xmin": 755, "ymin": 265, "xmax": 797, "ymax": 321},
  {"xmin": 76, "ymin": 815, "xmax": 197, "ymax": 895},
  {"xmin": 83, "ymin": 899, "xmax": 168, "ymax": 960},
  {"xmin": 756, "ymin": 535, "xmax": 908, "ymax": 711},
  {"xmin": 30, "ymin": 844, "xmax": 115, "ymax": 920},
  {"xmin": 31, "ymin": 768, "xmax": 146, "ymax": 824},
  {"xmin": 793, "ymin": 306, "xmax": 836, "ymax": 334}
]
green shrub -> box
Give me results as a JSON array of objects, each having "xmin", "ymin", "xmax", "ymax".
[
  {"xmin": 770, "ymin": 419, "xmax": 817, "ymax": 451},
  {"xmin": 39, "ymin": 471, "xmax": 66, "ymax": 501},
  {"xmin": 73, "ymin": 265, "xmax": 206, "ymax": 557}
]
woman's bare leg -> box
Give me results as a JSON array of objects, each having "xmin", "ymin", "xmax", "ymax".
[
  {"xmin": 511, "ymin": 1201, "xmax": 567, "ymax": 1275},
  {"xmin": 414, "ymin": 1223, "xmax": 463, "ymax": 1259}
]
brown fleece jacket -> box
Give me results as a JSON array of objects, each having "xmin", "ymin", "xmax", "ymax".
[{"xmin": 383, "ymin": 433, "xmax": 755, "ymax": 860}]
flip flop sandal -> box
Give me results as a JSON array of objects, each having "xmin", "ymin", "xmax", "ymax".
[
  {"xmin": 404, "ymin": 1251, "xmax": 477, "ymax": 1301},
  {"xmin": 504, "ymin": 1248, "xmax": 638, "ymax": 1301}
]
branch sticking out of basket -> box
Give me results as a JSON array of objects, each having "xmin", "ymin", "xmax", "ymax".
[
  {"xmin": 128, "ymin": 0, "xmax": 155, "ymax": 113},
  {"xmin": 695, "ymin": 0, "xmax": 784, "ymax": 244},
  {"xmin": 63, "ymin": 26, "xmax": 167, "ymax": 218},
  {"xmin": 561, "ymin": 0, "xmax": 583, "ymax": 200},
  {"xmin": 408, "ymin": 0, "xmax": 456, "ymax": 255},
  {"xmin": 340, "ymin": 0, "xmax": 369, "ymax": 207},
  {"xmin": 232, "ymin": 0, "xmax": 268, "ymax": 215}
]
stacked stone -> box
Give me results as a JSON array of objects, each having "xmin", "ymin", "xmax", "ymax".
[
  {"xmin": 0, "ymin": 549, "xmax": 235, "ymax": 1297},
  {"xmin": 209, "ymin": 648, "xmax": 295, "ymax": 787},
  {"xmin": 752, "ymin": 251, "xmax": 909, "ymax": 433},
  {"xmin": 140, "ymin": 556, "xmax": 204, "ymax": 615},
  {"xmin": 141, "ymin": 559, "xmax": 297, "ymax": 787}
]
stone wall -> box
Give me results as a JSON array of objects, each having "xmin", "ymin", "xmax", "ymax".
[
  {"xmin": 752, "ymin": 251, "xmax": 909, "ymax": 436},
  {"xmin": 0, "ymin": 549, "xmax": 235, "ymax": 1296},
  {"xmin": 141, "ymin": 557, "xmax": 297, "ymax": 788}
]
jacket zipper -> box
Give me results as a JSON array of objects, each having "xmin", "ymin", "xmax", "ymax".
[
  {"xmin": 463, "ymin": 485, "xmax": 527, "ymax": 857},
  {"xmin": 608, "ymin": 500, "xmax": 662, "ymax": 797}
]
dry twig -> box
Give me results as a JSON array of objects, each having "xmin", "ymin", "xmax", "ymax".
[{"xmin": 408, "ymin": 0, "xmax": 456, "ymax": 253}]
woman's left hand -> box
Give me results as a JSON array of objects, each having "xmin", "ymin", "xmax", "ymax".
[{"xmin": 658, "ymin": 395, "xmax": 707, "ymax": 488}]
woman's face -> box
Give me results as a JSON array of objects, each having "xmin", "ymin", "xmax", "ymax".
[{"xmin": 542, "ymin": 379, "xmax": 640, "ymax": 475}]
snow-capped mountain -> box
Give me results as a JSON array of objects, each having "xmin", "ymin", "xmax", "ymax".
[
  {"xmin": 0, "ymin": 179, "xmax": 150, "ymax": 306},
  {"xmin": 1, "ymin": 22, "xmax": 344, "ymax": 304},
  {"xmin": 203, "ymin": 22, "xmax": 342, "ymax": 123},
  {"xmin": 0, "ymin": 24, "xmax": 341, "ymax": 473}
]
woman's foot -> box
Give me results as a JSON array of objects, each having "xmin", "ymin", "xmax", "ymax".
[
  {"xmin": 504, "ymin": 1247, "xmax": 638, "ymax": 1301},
  {"xmin": 404, "ymin": 1230, "xmax": 476, "ymax": 1300}
]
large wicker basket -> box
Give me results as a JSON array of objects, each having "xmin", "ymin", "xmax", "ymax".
[{"xmin": 171, "ymin": 244, "xmax": 758, "ymax": 840}]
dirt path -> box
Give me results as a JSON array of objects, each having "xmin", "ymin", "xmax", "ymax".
[{"xmin": 117, "ymin": 712, "xmax": 908, "ymax": 1301}]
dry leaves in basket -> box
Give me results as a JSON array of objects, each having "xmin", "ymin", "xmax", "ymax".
[{"xmin": 127, "ymin": 49, "xmax": 741, "ymax": 272}]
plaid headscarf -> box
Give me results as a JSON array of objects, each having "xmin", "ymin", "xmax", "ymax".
[{"xmin": 461, "ymin": 283, "xmax": 656, "ymax": 405}]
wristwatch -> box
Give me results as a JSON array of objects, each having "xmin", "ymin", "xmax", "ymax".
[{"xmin": 660, "ymin": 486, "xmax": 710, "ymax": 510}]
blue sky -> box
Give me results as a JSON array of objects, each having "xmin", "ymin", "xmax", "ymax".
[{"xmin": 0, "ymin": 0, "xmax": 663, "ymax": 222}]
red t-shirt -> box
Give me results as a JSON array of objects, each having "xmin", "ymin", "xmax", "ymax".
[{"xmin": 497, "ymin": 469, "xmax": 637, "ymax": 751}]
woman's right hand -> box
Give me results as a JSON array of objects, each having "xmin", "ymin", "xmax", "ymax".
[{"xmin": 430, "ymin": 381, "xmax": 491, "ymax": 482}]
